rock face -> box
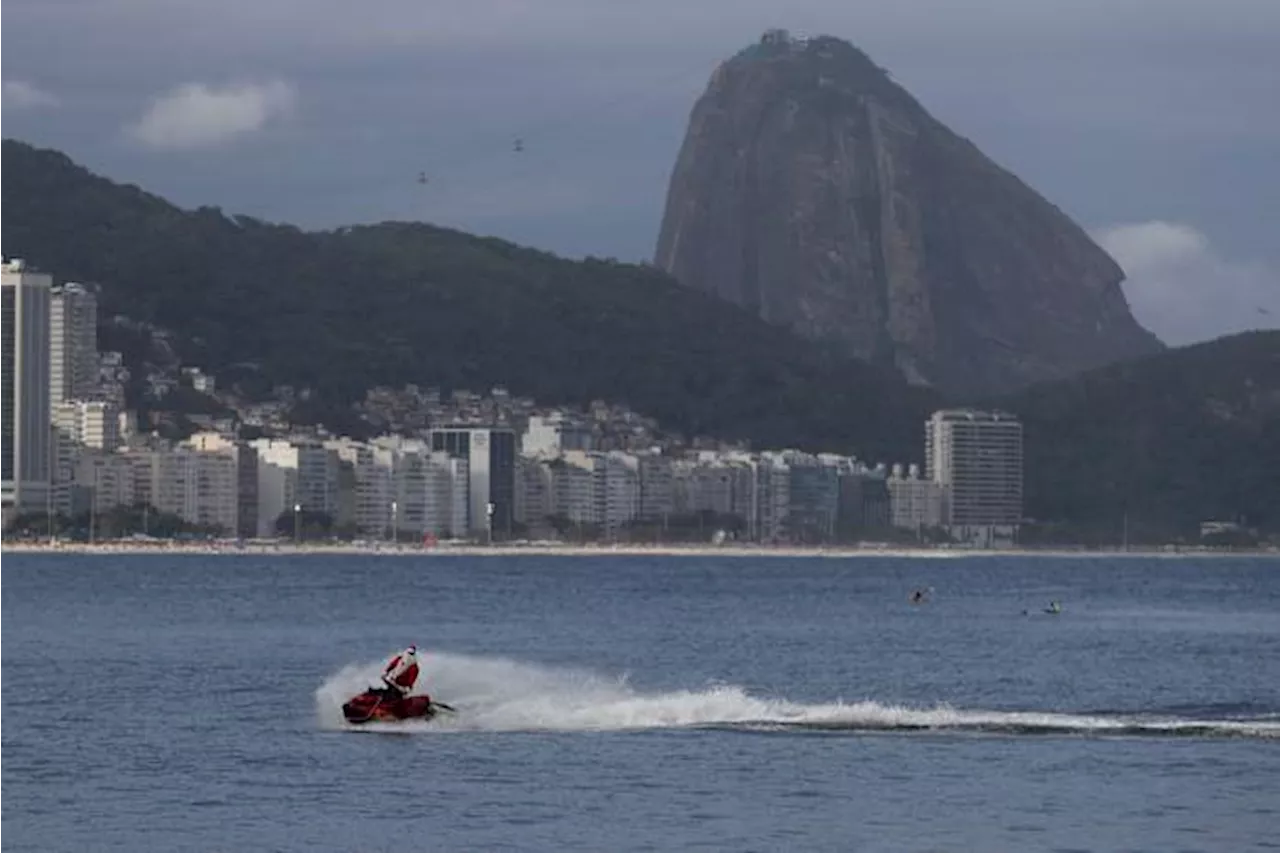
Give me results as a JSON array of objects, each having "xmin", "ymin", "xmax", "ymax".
[{"xmin": 655, "ymin": 30, "xmax": 1163, "ymax": 396}]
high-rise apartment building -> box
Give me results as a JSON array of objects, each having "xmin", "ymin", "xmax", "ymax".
[
  {"xmin": 2, "ymin": 259, "xmax": 52, "ymax": 521},
  {"xmin": 50, "ymin": 282, "xmax": 99, "ymax": 405},
  {"xmin": 925, "ymin": 409, "xmax": 1023, "ymax": 530}
]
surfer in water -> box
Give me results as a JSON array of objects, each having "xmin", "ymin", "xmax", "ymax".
[{"xmin": 1021, "ymin": 600, "xmax": 1063, "ymax": 616}]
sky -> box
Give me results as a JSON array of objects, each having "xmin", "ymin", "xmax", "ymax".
[{"xmin": 3, "ymin": 0, "xmax": 1277, "ymax": 346}]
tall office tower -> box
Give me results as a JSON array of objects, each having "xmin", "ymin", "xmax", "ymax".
[
  {"xmin": 428, "ymin": 425, "xmax": 516, "ymax": 539},
  {"xmin": 2, "ymin": 259, "xmax": 53, "ymax": 522}
]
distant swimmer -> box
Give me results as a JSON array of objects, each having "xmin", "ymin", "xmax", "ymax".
[
  {"xmin": 1044, "ymin": 600, "xmax": 1062, "ymax": 615},
  {"xmin": 910, "ymin": 588, "xmax": 929, "ymax": 605}
]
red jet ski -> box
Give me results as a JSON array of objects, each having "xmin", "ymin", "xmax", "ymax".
[{"xmin": 342, "ymin": 688, "xmax": 454, "ymax": 724}]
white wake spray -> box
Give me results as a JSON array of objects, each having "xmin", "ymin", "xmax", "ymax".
[{"xmin": 314, "ymin": 651, "xmax": 1280, "ymax": 739}]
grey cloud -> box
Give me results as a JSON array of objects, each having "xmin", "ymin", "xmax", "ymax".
[
  {"xmin": 125, "ymin": 80, "xmax": 297, "ymax": 150},
  {"xmin": 9, "ymin": 0, "xmax": 1280, "ymax": 66},
  {"xmin": 3, "ymin": 0, "xmax": 1278, "ymax": 342},
  {"xmin": 2, "ymin": 79, "xmax": 59, "ymax": 109},
  {"xmin": 1100, "ymin": 222, "xmax": 1279, "ymax": 345}
]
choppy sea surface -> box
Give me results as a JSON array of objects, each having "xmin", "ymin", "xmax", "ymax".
[{"xmin": 3, "ymin": 552, "xmax": 1278, "ymax": 852}]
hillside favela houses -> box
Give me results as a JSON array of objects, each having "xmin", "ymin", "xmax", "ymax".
[{"xmin": 3, "ymin": 257, "xmax": 1026, "ymax": 548}]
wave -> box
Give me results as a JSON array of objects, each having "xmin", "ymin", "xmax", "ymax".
[{"xmin": 314, "ymin": 651, "xmax": 1280, "ymax": 740}]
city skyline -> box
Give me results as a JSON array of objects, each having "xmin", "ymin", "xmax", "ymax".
[{"xmin": 0, "ymin": 261, "xmax": 1021, "ymax": 544}]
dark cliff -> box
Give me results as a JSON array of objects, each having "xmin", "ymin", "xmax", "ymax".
[{"xmin": 655, "ymin": 30, "xmax": 1164, "ymax": 396}]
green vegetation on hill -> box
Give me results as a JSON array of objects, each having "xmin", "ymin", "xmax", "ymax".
[
  {"xmin": 1002, "ymin": 330, "xmax": 1280, "ymax": 539},
  {"xmin": 1, "ymin": 139, "xmax": 937, "ymax": 464}
]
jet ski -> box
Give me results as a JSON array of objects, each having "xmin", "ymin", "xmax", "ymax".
[{"xmin": 342, "ymin": 688, "xmax": 454, "ymax": 725}]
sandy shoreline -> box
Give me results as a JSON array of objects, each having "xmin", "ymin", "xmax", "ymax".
[{"xmin": 3, "ymin": 540, "xmax": 1276, "ymax": 560}]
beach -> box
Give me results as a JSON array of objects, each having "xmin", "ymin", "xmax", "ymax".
[{"xmin": 3, "ymin": 538, "xmax": 1276, "ymax": 559}]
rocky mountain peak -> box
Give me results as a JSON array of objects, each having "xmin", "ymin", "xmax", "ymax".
[{"xmin": 655, "ymin": 31, "xmax": 1163, "ymax": 396}]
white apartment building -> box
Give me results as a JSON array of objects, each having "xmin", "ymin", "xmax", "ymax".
[
  {"xmin": 339, "ymin": 437, "xmax": 470, "ymax": 539},
  {"xmin": 250, "ymin": 438, "xmax": 342, "ymax": 537},
  {"xmin": 187, "ymin": 433, "xmax": 258, "ymax": 538},
  {"xmin": 49, "ymin": 282, "xmax": 98, "ymax": 405},
  {"xmin": 2, "ymin": 258, "xmax": 52, "ymax": 521},
  {"xmin": 75, "ymin": 450, "xmax": 137, "ymax": 515},
  {"xmin": 517, "ymin": 448, "xmax": 897, "ymax": 544},
  {"xmin": 552, "ymin": 450, "xmax": 640, "ymax": 536},
  {"xmin": 389, "ymin": 440, "xmax": 431, "ymax": 535},
  {"xmin": 131, "ymin": 447, "xmax": 239, "ymax": 533},
  {"xmin": 523, "ymin": 413, "xmax": 594, "ymax": 456},
  {"xmin": 925, "ymin": 409, "xmax": 1023, "ymax": 536},
  {"xmin": 381, "ymin": 437, "xmax": 467, "ymax": 539},
  {"xmin": 671, "ymin": 452, "xmax": 790, "ymax": 541},
  {"xmin": 53, "ymin": 400, "xmax": 120, "ymax": 450},
  {"xmin": 50, "ymin": 400, "xmax": 121, "ymax": 515},
  {"xmin": 887, "ymin": 463, "xmax": 947, "ymax": 530},
  {"xmin": 636, "ymin": 452, "xmax": 675, "ymax": 521},
  {"xmin": 327, "ymin": 438, "xmax": 394, "ymax": 537},
  {"xmin": 673, "ymin": 458, "xmax": 737, "ymax": 516},
  {"xmin": 426, "ymin": 453, "xmax": 469, "ymax": 538}
]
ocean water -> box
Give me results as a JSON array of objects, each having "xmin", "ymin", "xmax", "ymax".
[{"xmin": 2, "ymin": 552, "xmax": 1278, "ymax": 852}]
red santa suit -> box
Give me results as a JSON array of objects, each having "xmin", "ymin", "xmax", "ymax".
[{"xmin": 381, "ymin": 646, "xmax": 421, "ymax": 697}]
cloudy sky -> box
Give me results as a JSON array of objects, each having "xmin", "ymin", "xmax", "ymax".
[{"xmin": 4, "ymin": 0, "xmax": 1277, "ymax": 345}]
